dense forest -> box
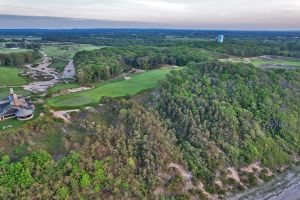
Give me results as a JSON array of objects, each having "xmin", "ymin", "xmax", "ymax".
[
  {"xmin": 0, "ymin": 50, "xmax": 41, "ymax": 66},
  {"xmin": 1, "ymin": 61, "xmax": 299, "ymax": 199},
  {"xmin": 0, "ymin": 100, "xmax": 197, "ymax": 199},
  {"xmin": 0, "ymin": 29, "xmax": 300, "ymax": 199},
  {"xmin": 74, "ymin": 46, "xmax": 218, "ymax": 83},
  {"xmin": 40, "ymin": 30, "xmax": 300, "ymax": 58},
  {"xmin": 158, "ymin": 62, "xmax": 300, "ymax": 191}
]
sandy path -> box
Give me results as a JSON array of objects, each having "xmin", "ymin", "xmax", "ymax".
[{"xmin": 50, "ymin": 109, "xmax": 79, "ymax": 122}]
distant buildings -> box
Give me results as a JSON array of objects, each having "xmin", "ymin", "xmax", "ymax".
[
  {"xmin": 0, "ymin": 88, "xmax": 35, "ymax": 121},
  {"xmin": 216, "ymin": 35, "xmax": 224, "ymax": 43}
]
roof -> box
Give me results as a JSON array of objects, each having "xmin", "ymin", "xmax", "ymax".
[{"xmin": 15, "ymin": 109, "xmax": 33, "ymax": 117}]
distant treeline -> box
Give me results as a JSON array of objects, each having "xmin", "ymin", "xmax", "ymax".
[
  {"xmin": 74, "ymin": 46, "xmax": 219, "ymax": 84},
  {"xmin": 0, "ymin": 51, "xmax": 41, "ymax": 66},
  {"xmin": 41, "ymin": 30, "xmax": 300, "ymax": 58},
  {"xmin": 5, "ymin": 41, "xmax": 41, "ymax": 50}
]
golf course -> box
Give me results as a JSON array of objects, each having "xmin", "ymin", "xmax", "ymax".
[
  {"xmin": 43, "ymin": 44, "xmax": 103, "ymax": 60},
  {"xmin": 47, "ymin": 68, "xmax": 172, "ymax": 108},
  {"xmin": 0, "ymin": 67, "xmax": 27, "ymax": 86}
]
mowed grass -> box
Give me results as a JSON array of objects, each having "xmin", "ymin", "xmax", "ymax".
[
  {"xmin": 0, "ymin": 43, "xmax": 32, "ymax": 54},
  {"xmin": 0, "ymin": 87, "xmax": 31, "ymax": 98},
  {"xmin": 47, "ymin": 68, "xmax": 171, "ymax": 108},
  {"xmin": 0, "ymin": 67, "xmax": 27, "ymax": 86},
  {"xmin": 251, "ymin": 59, "xmax": 300, "ymax": 67},
  {"xmin": 43, "ymin": 44, "xmax": 103, "ymax": 60}
]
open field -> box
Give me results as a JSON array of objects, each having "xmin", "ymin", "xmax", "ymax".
[
  {"xmin": 42, "ymin": 44, "xmax": 103, "ymax": 59},
  {"xmin": 49, "ymin": 83, "xmax": 80, "ymax": 94},
  {"xmin": 221, "ymin": 56, "xmax": 300, "ymax": 69},
  {"xmin": 0, "ymin": 43, "xmax": 32, "ymax": 54},
  {"xmin": 251, "ymin": 59, "xmax": 300, "ymax": 68},
  {"xmin": 0, "ymin": 67, "xmax": 27, "ymax": 86},
  {"xmin": 47, "ymin": 68, "xmax": 172, "ymax": 108}
]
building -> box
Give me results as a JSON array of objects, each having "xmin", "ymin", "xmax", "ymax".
[
  {"xmin": 216, "ymin": 35, "xmax": 224, "ymax": 43},
  {"xmin": 0, "ymin": 88, "xmax": 35, "ymax": 121}
]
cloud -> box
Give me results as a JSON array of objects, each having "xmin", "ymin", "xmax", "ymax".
[{"xmin": 0, "ymin": 0, "xmax": 299, "ymax": 29}]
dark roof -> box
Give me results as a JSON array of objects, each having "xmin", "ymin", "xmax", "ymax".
[{"xmin": 15, "ymin": 109, "xmax": 33, "ymax": 117}]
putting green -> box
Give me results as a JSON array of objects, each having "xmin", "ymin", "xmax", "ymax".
[{"xmin": 47, "ymin": 68, "xmax": 172, "ymax": 108}]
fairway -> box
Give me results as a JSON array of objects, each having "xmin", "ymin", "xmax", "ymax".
[
  {"xmin": 0, "ymin": 67, "xmax": 27, "ymax": 86},
  {"xmin": 47, "ymin": 68, "xmax": 172, "ymax": 108},
  {"xmin": 43, "ymin": 44, "xmax": 103, "ymax": 59}
]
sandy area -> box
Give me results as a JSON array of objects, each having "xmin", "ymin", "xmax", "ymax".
[{"xmin": 50, "ymin": 109, "xmax": 79, "ymax": 122}]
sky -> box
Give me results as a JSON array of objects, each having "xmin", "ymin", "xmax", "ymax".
[{"xmin": 0, "ymin": 0, "xmax": 300, "ymax": 30}]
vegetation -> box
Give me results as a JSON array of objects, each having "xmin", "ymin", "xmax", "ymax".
[
  {"xmin": 49, "ymin": 59, "xmax": 69, "ymax": 72},
  {"xmin": 0, "ymin": 30, "xmax": 300, "ymax": 199},
  {"xmin": 0, "ymin": 51, "xmax": 41, "ymax": 66},
  {"xmin": 158, "ymin": 62, "xmax": 300, "ymax": 186},
  {"xmin": 48, "ymin": 68, "xmax": 172, "ymax": 108},
  {"xmin": 251, "ymin": 58, "xmax": 300, "ymax": 68},
  {"xmin": 74, "ymin": 46, "xmax": 216, "ymax": 84},
  {"xmin": 0, "ymin": 100, "xmax": 188, "ymax": 199},
  {"xmin": 0, "ymin": 67, "xmax": 27, "ymax": 86},
  {"xmin": 48, "ymin": 83, "xmax": 80, "ymax": 94},
  {"xmin": 42, "ymin": 44, "xmax": 102, "ymax": 60},
  {"xmin": 0, "ymin": 87, "xmax": 31, "ymax": 98}
]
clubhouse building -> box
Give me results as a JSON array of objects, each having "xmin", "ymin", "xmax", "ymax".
[{"xmin": 0, "ymin": 88, "xmax": 35, "ymax": 121}]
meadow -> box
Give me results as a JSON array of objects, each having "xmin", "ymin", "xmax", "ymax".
[
  {"xmin": 42, "ymin": 44, "xmax": 103, "ymax": 60},
  {"xmin": 0, "ymin": 67, "xmax": 27, "ymax": 86},
  {"xmin": 0, "ymin": 43, "xmax": 32, "ymax": 54},
  {"xmin": 47, "ymin": 68, "xmax": 172, "ymax": 108},
  {"xmin": 251, "ymin": 59, "xmax": 300, "ymax": 67}
]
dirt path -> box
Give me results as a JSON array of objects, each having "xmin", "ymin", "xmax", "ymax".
[
  {"xmin": 23, "ymin": 51, "xmax": 60, "ymax": 92},
  {"xmin": 50, "ymin": 109, "xmax": 79, "ymax": 122}
]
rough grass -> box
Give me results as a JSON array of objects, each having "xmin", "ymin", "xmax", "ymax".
[
  {"xmin": 49, "ymin": 83, "xmax": 80, "ymax": 94},
  {"xmin": 49, "ymin": 59, "xmax": 69, "ymax": 72},
  {"xmin": 47, "ymin": 68, "xmax": 172, "ymax": 108},
  {"xmin": 43, "ymin": 44, "xmax": 103, "ymax": 60},
  {"xmin": 0, "ymin": 67, "xmax": 27, "ymax": 86},
  {"xmin": 0, "ymin": 43, "xmax": 32, "ymax": 54},
  {"xmin": 0, "ymin": 87, "xmax": 31, "ymax": 98},
  {"xmin": 251, "ymin": 59, "xmax": 300, "ymax": 67}
]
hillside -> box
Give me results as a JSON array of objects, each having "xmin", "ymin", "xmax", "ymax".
[{"xmin": 157, "ymin": 61, "xmax": 300, "ymax": 194}]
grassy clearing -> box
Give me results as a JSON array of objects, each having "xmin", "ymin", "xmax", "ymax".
[
  {"xmin": 43, "ymin": 44, "xmax": 103, "ymax": 59},
  {"xmin": 47, "ymin": 68, "xmax": 172, "ymax": 108},
  {"xmin": 251, "ymin": 59, "xmax": 300, "ymax": 67},
  {"xmin": 49, "ymin": 59, "xmax": 69, "ymax": 72},
  {"xmin": 0, "ymin": 43, "xmax": 32, "ymax": 54},
  {"xmin": 0, "ymin": 67, "xmax": 27, "ymax": 86},
  {"xmin": 0, "ymin": 87, "xmax": 31, "ymax": 98},
  {"xmin": 49, "ymin": 83, "xmax": 80, "ymax": 94}
]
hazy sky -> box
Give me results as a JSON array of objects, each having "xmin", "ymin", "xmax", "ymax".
[{"xmin": 1, "ymin": 0, "xmax": 300, "ymax": 29}]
